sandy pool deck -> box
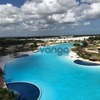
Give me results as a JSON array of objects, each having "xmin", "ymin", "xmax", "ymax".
[
  {"xmin": 0, "ymin": 51, "xmax": 34, "ymax": 71},
  {"xmin": 69, "ymin": 51, "xmax": 100, "ymax": 65}
]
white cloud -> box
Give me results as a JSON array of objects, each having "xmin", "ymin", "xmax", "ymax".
[
  {"xmin": 0, "ymin": 4, "xmax": 22, "ymax": 26},
  {"xmin": 83, "ymin": 3, "xmax": 100, "ymax": 19},
  {"xmin": 83, "ymin": 21, "xmax": 91, "ymax": 25},
  {"xmin": 48, "ymin": 10, "xmax": 77, "ymax": 24},
  {"xmin": 0, "ymin": 0, "xmax": 100, "ymax": 32}
]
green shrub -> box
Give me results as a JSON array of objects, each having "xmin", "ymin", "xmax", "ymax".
[{"xmin": 0, "ymin": 88, "xmax": 19, "ymax": 100}]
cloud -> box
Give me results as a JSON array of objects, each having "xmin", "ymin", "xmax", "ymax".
[
  {"xmin": 47, "ymin": 10, "xmax": 77, "ymax": 24},
  {"xmin": 0, "ymin": 4, "xmax": 22, "ymax": 26},
  {"xmin": 0, "ymin": 0, "xmax": 100, "ymax": 32},
  {"xmin": 83, "ymin": 3, "xmax": 100, "ymax": 20},
  {"xmin": 83, "ymin": 21, "xmax": 91, "ymax": 25}
]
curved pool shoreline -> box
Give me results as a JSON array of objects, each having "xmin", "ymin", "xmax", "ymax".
[
  {"xmin": 6, "ymin": 82, "xmax": 41, "ymax": 100},
  {"xmin": 74, "ymin": 60, "xmax": 100, "ymax": 66}
]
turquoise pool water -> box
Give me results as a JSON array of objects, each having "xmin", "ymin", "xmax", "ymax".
[{"xmin": 4, "ymin": 43, "xmax": 100, "ymax": 100}]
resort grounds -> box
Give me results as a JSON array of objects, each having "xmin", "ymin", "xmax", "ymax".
[{"xmin": 0, "ymin": 35, "xmax": 100, "ymax": 100}]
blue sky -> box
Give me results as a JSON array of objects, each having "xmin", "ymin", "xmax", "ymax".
[
  {"xmin": 0, "ymin": 0, "xmax": 25, "ymax": 7},
  {"xmin": 0, "ymin": 0, "xmax": 89, "ymax": 7},
  {"xmin": 0, "ymin": 0, "xmax": 100, "ymax": 37}
]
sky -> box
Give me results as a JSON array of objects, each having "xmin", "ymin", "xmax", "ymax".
[{"xmin": 0, "ymin": 0, "xmax": 100, "ymax": 37}]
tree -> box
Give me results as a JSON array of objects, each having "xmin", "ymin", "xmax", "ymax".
[
  {"xmin": 0, "ymin": 68, "xmax": 3, "ymax": 77},
  {"xmin": 34, "ymin": 42, "xmax": 38, "ymax": 47},
  {"xmin": 82, "ymin": 41, "xmax": 88, "ymax": 47},
  {"xmin": 98, "ymin": 48, "xmax": 100, "ymax": 54},
  {"xmin": 0, "ymin": 88, "xmax": 19, "ymax": 100},
  {"xmin": 73, "ymin": 43, "xmax": 80, "ymax": 47}
]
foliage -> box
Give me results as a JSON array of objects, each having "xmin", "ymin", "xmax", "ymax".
[
  {"xmin": 0, "ymin": 38, "xmax": 44, "ymax": 56},
  {"xmin": 71, "ymin": 48, "xmax": 77, "ymax": 51},
  {"xmin": 0, "ymin": 72, "xmax": 3, "ymax": 77},
  {"xmin": 82, "ymin": 41, "xmax": 88, "ymax": 47},
  {"xmin": 98, "ymin": 48, "xmax": 100, "ymax": 54},
  {"xmin": 0, "ymin": 88, "xmax": 18, "ymax": 100},
  {"xmin": 88, "ymin": 36, "xmax": 100, "ymax": 41},
  {"xmin": 0, "ymin": 68, "xmax": 4, "ymax": 77},
  {"xmin": 73, "ymin": 43, "xmax": 80, "ymax": 47}
]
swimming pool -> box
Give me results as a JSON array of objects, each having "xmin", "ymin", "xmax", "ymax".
[
  {"xmin": 4, "ymin": 43, "xmax": 100, "ymax": 100},
  {"xmin": 74, "ymin": 60, "xmax": 100, "ymax": 66},
  {"xmin": 7, "ymin": 82, "xmax": 40, "ymax": 100}
]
